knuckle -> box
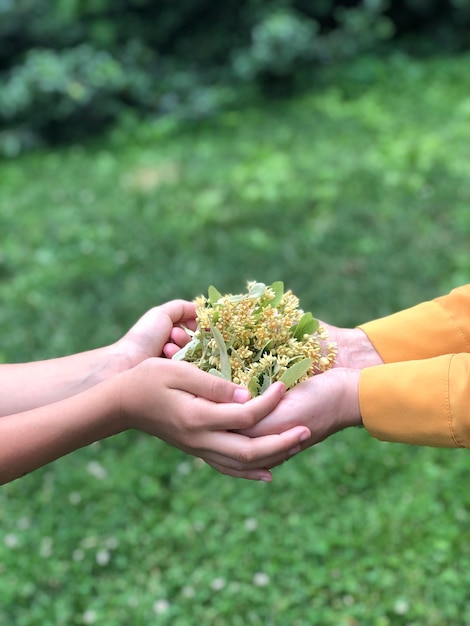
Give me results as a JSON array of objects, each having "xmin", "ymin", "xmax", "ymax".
[
  {"xmin": 239, "ymin": 406, "xmax": 258, "ymax": 429},
  {"xmin": 210, "ymin": 376, "xmax": 231, "ymax": 401},
  {"xmin": 187, "ymin": 400, "xmax": 209, "ymax": 431},
  {"xmin": 237, "ymin": 444, "xmax": 256, "ymax": 466},
  {"xmin": 210, "ymin": 377, "xmax": 222, "ymax": 396},
  {"xmin": 180, "ymin": 410, "xmax": 199, "ymax": 433}
]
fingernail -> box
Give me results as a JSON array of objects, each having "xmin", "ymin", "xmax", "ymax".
[
  {"xmin": 288, "ymin": 445, "xmax": 301, "ymax": 457},
  {"xmin": 259, "ymin": 473, "xmax": 272, "ymax": 482},
  {"xmin": 299, "ymin": 429, "xmax": 310, "ymax": 443},
  {"xmin": 233, "ymin": 388, "xmax": 251, "ymax": 403}
]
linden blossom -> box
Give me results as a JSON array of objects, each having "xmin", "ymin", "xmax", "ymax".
[{"xmin": 172, "ymin": 281, "xmax": 337, "ymax": 396}]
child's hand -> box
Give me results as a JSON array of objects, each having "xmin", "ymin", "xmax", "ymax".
[
  {"xmin": 119, "ymin": 359, "xmax": 310, "ymax": 481},
  {"xmin": 111, "ymin": 300, "xmax": 197, "ymax": 370}
]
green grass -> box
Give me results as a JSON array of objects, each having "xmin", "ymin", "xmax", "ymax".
[{"xmin": 1, "ymin": 51, "xmax": 470, "ymax": 625}]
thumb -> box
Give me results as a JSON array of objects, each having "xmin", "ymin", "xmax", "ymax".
[
  {"xmin": 169, "ymin": 361, "xmax": 252, "ymax": 404},
  {"xmin": 157, "ymin": 300, "xmax": 197, "ymax": 325}
]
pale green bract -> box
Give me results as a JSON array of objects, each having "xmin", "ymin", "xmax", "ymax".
[{"xmin": 172, "ymin": 281, "xmax": 337, "ymax": 396}]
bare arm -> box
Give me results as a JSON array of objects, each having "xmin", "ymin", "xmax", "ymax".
[
  {"xmin": 0, "ymin": 373, "xmax": 122, "ymax": 484},
  {"xmin": 0, "ymin": 300, "xmax": 198, "ymax": 416},
  {"xmin": 0, "ymin": 362, "xmax": 310, "ymax": 485},
  {"xmin": 0, "ymin": 293, "xmax": 311, "ymax": 485},
  {"xmin": 0, "ymin": 348, "xmax": 121, "ymax": 416}
]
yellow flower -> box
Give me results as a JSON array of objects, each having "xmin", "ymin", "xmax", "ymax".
[{"xmin": 174, "ymin": 281, "xmax": 337, "ymax": 396}]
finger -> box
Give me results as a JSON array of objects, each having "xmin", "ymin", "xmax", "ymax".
[
  {"xmin": 169, "ymin": 361, "xmax": 254, "ymax": 404},
  {"xmin": 158, "ymin": 300, "xmax": 196, "ymax": 325},
  {"xmin": 189, "ymin": 381, "xmax": 287, "ymax": 431},
  {"xmin": 204, "ymin": 459, "xmax": 273, "ymax": 482},
  {"xmin": 196, "ymin": 426, "xmax": 310, "ymax": 472},
  {"xmin": 175, "ymin": 317, "xmax": 197, "ymax": 332},
  {"xmin": 162, "ymin": 326, "xmax": 196, "ymax": 358},
  {"xmin": 170, "ymin": 326, "xmax": 194, "ymax": 346},
  {"xmin": 163, "ymin": 342, "xmax": 181, "ymax": 359},
  {"xmin": 237, "ymin": 379, "xmax": 313, "ymax": 437}
]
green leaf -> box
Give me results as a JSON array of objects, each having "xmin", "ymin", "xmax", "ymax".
[
  {"xmin": 211, "ymin": 324, "xmax": 232, "ymax": 380},
  {"xmin": 225, "ymin": 282, "xmax": 267, "ymax": 304},
  {"xmin": 292, "ymin": 312, "xmax": 319, "ymax": 340},
  {"xmin": 208, "ymin": 368, "xmax": 226, "ymax": 378},
  {"xmin": 247, "ymin": 282, "xmax": 267, "ymax": 299},
  {"xmin": 259, "ymin": 373, "xmax": 272, "ymax": 394},
  {"xmin": 208, "ymin": 285, "xmax": 223, "ymax": 304},
  {"xmin": 279, "ymin": 357, "xmax": 312, "ymax": 389},
  {"xmin": 268, "ymin": 281, "xmax": 284, "ymax": 308},
  {"xmin": 247, "ymin": 376, "xmax": 260, "ymax": 397},
  {"xmin": 171, "ymin": 335, "xmax": 200, "ymax": 361}
]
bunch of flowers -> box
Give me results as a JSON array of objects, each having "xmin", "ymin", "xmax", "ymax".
[{"xmin": 173, "ymin": 281, "xmax": 337, "ymax": 396}]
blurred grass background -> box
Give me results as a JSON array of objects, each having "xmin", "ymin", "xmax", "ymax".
[{"xmin": 1, "ymin": 2, "xmax": 470, "ymax": 625}]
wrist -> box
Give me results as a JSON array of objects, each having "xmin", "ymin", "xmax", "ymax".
[
  {"xmin": 100, "ymin": 343, "xmax": 140, "ymax": 380},
  {"xmin": 344, "ymin": 328, "xmax": 384, "ymax": 369},
  {"xmin": 312, "ymin": 367, "xmax": 362, "ymax": 433},
  {"xmin": 73, "ymin": 372, "xmax": 130, "ymax": 439},
  {"xmin": 114, "ymin": 367, "xmax": 136, "ymax": 433},
  {"xmin": 115, "ymin": 360, "xmax": 156, "ymax": 434},
  {"xmin": 337, "ymin": 368, "xmax": 362, "ymax": 429}
]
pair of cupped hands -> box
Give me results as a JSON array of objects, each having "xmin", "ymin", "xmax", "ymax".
[{"xmin": 116, "ymin": 300, "xmax": 382, "ymax": 482}]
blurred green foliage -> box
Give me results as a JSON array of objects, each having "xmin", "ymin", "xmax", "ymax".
[
  {"xmin": 1, "ymin": 0, "xmax": 470, "ymax": 154},
  {"xmin": 1, "ymin": 52, "xmax": 470, "ymax": 624}
]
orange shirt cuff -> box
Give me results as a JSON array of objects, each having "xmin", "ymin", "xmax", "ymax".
[
  {"xmin": 358, "ymin": 285, "xmax": 470, "ymax": 363},
  {"xmin": 360, "ymin": 354, "xmax": 470, "ymax": 448}
]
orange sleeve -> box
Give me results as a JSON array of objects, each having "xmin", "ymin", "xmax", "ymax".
[
  {"xmin": 359, "ymin": 354, "xmax": 470, "ymax": 448},
  {"xmin": 358, "ymin": 285, "xmax": 470, "ymax": 362},
  {"xmin": 357, "ymin": 284, "xmax": 470, "ymax": 448}
]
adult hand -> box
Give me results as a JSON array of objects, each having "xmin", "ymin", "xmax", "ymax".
[
  {"xmin": 238, "ymin": 368, "xmax": 361, "ymax": 450},
  {"xmin": 319, "ymin": 322, "xmax": 384, "ymax": 369},
  {"xmin": 119, "ymin": 359, "xmax": 311, "ymax": 481}
]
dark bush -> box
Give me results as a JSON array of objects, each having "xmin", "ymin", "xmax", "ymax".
[{"xmin": 0, "ymin": 0, "xmax": 469, "ymax": 154}]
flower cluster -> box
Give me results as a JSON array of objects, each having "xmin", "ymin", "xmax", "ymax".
[{"xmin": 173, "ymin": 281, "xmax": 337, "ymax": 396}]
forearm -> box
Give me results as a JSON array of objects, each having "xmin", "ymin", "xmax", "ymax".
[
  {"xmin": 0, "ymin": 376, "xmax": 125, "ymax": 485},
  {"xmin": 0, "ymin": 344, "xmax": 128, "ymax": 416}
]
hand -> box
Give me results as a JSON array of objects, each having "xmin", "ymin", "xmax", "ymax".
[
  {"xmin": 112, "ymin": 300, "xmax": 197, "ymax": 371},
  {"xmin": 118, "ymin": 359, "xmax": 311, "ymax": 481},
  {"xmin": 238, "ymin": 368, "xmax": 361, "ymax": 450},
  {"xmin": 163, "ymin": 321, "xmax": 195, "ymax": 359},
  {"xmin": 319, "ymin": 322, "xmax": 384, "ymax": 369}
]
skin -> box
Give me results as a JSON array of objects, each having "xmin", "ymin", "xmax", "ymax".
[
  {"xmin": 164, "ymin": 320, "xmax": 384, "ymax": 452},
  {"xmin": 236, "ymin": 324, "xmax": 384, "ymax": 446},
  {"xmin": 0, "ymin": 300, "xmax": 311, "ymax": 485}
]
